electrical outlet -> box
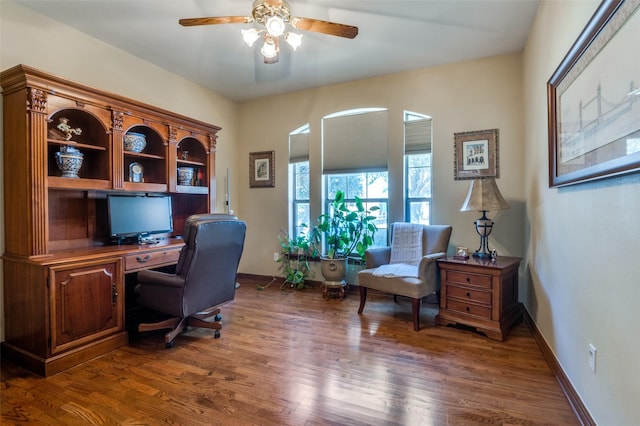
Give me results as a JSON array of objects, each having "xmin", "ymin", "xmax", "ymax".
[
  {"xmin": 273, "ymin": 252, "xmax": 279, "ymax": 262},
  {"xmin": 588, "ymin": 344, "xmax": 597, "ymax": 373}
]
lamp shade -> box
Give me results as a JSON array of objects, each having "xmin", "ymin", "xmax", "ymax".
[{"xmin": 460, "ymin": 178, "xmax": 510, "ymax": 212}]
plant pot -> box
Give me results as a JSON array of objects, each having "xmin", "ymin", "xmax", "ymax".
[{"xmin": 320, "ymin": 257, "xmax": 347, "ymax": 286}]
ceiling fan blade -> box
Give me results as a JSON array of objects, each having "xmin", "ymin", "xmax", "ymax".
[
  {"xmin": 291, "ymin": 17, "xmax": 358, "ymax": 39},
  {"xmin": 179, "ymin": 16, "xmax": 251, "ymax": 27}
]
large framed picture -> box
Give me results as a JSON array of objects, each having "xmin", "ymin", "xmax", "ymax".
[
  {"xmin": 454, "ymin": 128, "xmax": 499, "ymax": 180},
  {"xmin": 249, "ymin": 150, "xmax": 275, "ymax": 188},
  {"xmin": 547, "ymin": 0, "xmax": 640, "ymax": 187}
]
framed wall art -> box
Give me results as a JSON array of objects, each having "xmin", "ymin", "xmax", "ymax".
[
  {"xmin": 249, "ymin": 150, "xmax": 275, "ymax": 188},
  {"xmin": 548, "ymin": 0, "xmax": 640, "ymax": 187},
  {"xmin": 454, "ymin": 128, "xmax": 499, "ymax": 180}
]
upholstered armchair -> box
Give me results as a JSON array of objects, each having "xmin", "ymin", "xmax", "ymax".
[
  {"xmin": 135, "ymin": 215, "xmax": 246, "ymax": 347},
  {"xmin": 357, "ymin": 223, "xmax": 452, "ymax": 331}
]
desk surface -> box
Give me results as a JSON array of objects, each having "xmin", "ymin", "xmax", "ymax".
[{"xmin": 4, "ymin": 238, "xmax": 185, "ymax": 266}]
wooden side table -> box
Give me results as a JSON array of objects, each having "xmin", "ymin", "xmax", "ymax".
[{"xmin": 436, "ymin": 256, "xmax": 522, "ymax": 341}]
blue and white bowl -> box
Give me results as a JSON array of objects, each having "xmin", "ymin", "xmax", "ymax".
[{"xmin": 124, "ymin": 132, "xmax": 146, "ymax": 153}]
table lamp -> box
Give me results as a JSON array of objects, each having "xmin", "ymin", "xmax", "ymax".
[{"xmin": 460, "ymin": 178, "xmax": 510, "ymax": 259}]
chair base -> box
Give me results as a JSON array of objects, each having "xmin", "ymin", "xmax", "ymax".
[
  {"xmin": 358, "ymin": 287, "xmax": 422, "ymax": 332},
  {"xmin": 137, "ymin": 306, "xmax": 223, "ymax": 348}
]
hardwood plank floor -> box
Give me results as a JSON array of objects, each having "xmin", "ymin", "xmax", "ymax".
[{"xmin": 2, "ymin": 277, "xmax": 578, "ymax": 425}]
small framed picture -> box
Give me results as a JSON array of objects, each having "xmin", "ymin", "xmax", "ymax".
[
  {"xmin": 454, "ymin": 246, "xmax": 469, "ymax": 260},
  {"xmin": 249, "ymin": 150, "xmax": 275, "ymax": 188},
  {"xmin": 454, "ymin": 128, "xmax": 499, "ymax": 180}
]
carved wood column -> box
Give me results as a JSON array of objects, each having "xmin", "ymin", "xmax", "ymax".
[
  {"xmin": 28, "ymin": 87, "xmax": 49, "ymax": 256},
  {"xmin": 208, "ymin": 133, "xmax": 217, "ymax": 212},
  {"xmin": 168, "ymin": 125, "xmax": 178, "ymax": 192},
  {"xmin": 111, "ymin": 110, "xmax": 125, "ymax": 189}
]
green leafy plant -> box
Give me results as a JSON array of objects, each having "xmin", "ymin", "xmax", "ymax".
[
  {"xmin": 277, "ymin": 229, "xmax": 316, "ymax": 289},
  {"xmin": 310, "ymin": 190, "xmax": 379, "ymax": 260}
]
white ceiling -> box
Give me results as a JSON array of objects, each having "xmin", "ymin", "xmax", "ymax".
[{"xmin": 16, "ymin": 0, "xmax": 540, "ymax": 102}]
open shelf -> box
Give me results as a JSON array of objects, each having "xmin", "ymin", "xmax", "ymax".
[{"xmin": 48, "ymin": 139, "xmax": 108, "ymax": 151}]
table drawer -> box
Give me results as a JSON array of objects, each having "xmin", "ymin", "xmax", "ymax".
[
  {"xmin": 446, "ymin": 298, "xmax": 492, "ymax": 319},
  {"xmin": 125, "ymin": 248, "xmax": 181, "ymax": 271},
  {"xmin": 447, "ymin": 285, "xmax": 492, "ymax": 305},
  {"xmin": 446, "ymin": 271, "xmax": 492, "ymax": 289}
]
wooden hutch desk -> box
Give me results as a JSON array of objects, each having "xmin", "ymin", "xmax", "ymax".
[{"xmin": 1, "ymin": 65, "xmax": 219, "ymax": 376}]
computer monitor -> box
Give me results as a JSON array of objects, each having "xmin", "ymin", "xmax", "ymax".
[{"xmin": 107, "ymin": 194, "xmax": 173, "ymax": 244}]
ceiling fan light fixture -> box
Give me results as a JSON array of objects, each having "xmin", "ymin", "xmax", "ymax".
[
  {"xmin": 261, "ymin": 36, "xmax": 279, "ymax": 59},
  {"xmin": 285, "ymin": 32, "xmax": 302, "ymax": 50},
  {"xmin": 265, "ymin": 16, "xmax": 286, "ymax": 37},
  {"xmin": 241, "ymin": 28, "xmax": 262, "ymax": 47}
]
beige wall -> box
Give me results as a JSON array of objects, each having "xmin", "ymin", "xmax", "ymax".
[
  {"xmin": 523, "ymin": 1, "xmax": 640, "ymax": 424},
  {"xmin": 0, "ymin": 1, "xmax": 240, "ymax": 341},
  {"xmin": 237, "ymin": 54, "xmax": 526, "ymax": 280}
]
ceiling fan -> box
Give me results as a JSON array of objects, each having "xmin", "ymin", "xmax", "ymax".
[{"xmin": 179, "ymin": 0, "xmax": 358, "ymax": 64}]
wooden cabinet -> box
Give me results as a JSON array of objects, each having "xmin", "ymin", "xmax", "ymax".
[
  {"xmin": 49, "ymin": 259, "xmax": 123, "ymax": 355},
  {"xmin": 436, "ymin": 256, "xmax": 522, "ymax": 341},
  {"xmin": 1, "ymin": 64, "xmax": 220, "ymax": 375}
]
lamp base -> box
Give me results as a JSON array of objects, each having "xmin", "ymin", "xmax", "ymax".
[{"xmin": 473, "ymin": 251, "xmax": 492, "ymax": 259}]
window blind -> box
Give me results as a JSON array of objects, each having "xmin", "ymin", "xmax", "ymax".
[
  {"xmin": 322, "ymin": 110, "xmax": 388, "ymax": 174},
  {"xmin": 289, "ymin": 133, "xmax": 309, "ymax": 163},
  {"xmin": 404, "ymin": 118, "xmax": 432, "ymax": 154}
]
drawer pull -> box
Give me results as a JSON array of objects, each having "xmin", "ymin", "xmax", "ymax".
[
  {"xmin": 466, "ymin": 277, "xmax": 470, "ymax": 282},
  {"xmin": 136, "ymin": 255, "xmax": 151, "ymax": 263},
  {"xmin": 466, "ymin": 292, "xmax": 471, "ymax": 298},
  {"xmin": 466, "ymin": 307, "xmax": 470, "ymax": 312}
]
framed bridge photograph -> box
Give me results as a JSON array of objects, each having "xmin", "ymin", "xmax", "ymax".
[{"xmin": 547, "ymin": 0, "xmax": 640, "ymax": 187}]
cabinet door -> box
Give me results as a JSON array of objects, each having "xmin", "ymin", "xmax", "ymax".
[{"xmin": 49, "ymin": 258, "xmax": 123, "ymax": 355}]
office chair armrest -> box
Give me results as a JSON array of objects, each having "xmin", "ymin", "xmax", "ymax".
[
  {"xmin": 137, "ymin": 270, "xmax": 185, "ymax": 288},
  {"xmin": 364, "ymin": 247, "xmax": 391, "ymax": 268},
  {"xmin": 418, "ymin": 252, "xmax": 446, "ymax": 281}
]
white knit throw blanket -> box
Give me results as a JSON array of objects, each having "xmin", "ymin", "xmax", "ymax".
[
  {"xmin": 389, "ymin": 223, "xmax": 423, "ymax": 265},
  {"xmin": 372, "ymin": 263, "xmax": 419, "ymax": 278}
]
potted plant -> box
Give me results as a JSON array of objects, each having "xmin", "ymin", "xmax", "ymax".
[
  {"xmin": 277, "ymin": 229, "xmax": 317, "ymax": 290},
  {"xmin": 310, "ymin": 191, "xmax": 379, "ymax": 286}
]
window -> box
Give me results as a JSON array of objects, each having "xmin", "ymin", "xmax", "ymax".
[
  {"xmin": 404, "ymin": 112, "xmax": 432, "ymax": 224},
  {"xmin": 325, "ymin": 172, "xmax": 388, "ymax": 248},
  {"xmin": 322, "ymin": 109, "xmax": 389, "ymax": 249},
  {"xmin": 292, "ymin": 162, "xmax": 309, "ymax": 237},
  {"xmin": 289, "ymin": 126, "xmax": 309, "ymax": 238}
]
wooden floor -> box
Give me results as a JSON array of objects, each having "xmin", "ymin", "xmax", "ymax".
[{"xmin": 2, "ymin": 277, "xmax": 578, "ymax": 425}]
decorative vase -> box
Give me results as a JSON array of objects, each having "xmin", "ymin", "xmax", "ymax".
[
  {"xmin": 178, "ymin": 167, "xmax": 195, "ymax": 186},
  {"xmin": 123, "ymin": 132, "xmax": 146, "ymax": 153},
  {"xmin": 320, "ymin": 257, "xmax": 347, "ymax": 286},
  {"xmin": 55, "ymin": 146, "xmax": 83, "ymax": 178}
]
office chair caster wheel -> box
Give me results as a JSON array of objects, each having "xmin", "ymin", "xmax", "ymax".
[
  {"xmin": 215, "ymin": 314, "xmax": 222, "ymax": 322},
  {"xmin": 214, "ymin": 330, "xmax": 221, "ymax": 339},
  {"xmin": 165, "ymin": 341, "xmax": 174, "ymax": 349}
]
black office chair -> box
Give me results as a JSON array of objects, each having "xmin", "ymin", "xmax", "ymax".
[{"xmin": 135, "ymin": 215, "xmax": 246, "ymax": 347}]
